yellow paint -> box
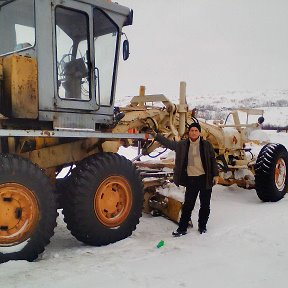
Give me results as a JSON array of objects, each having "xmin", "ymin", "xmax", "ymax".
[
  {"xmin": 3, "ymin": 54, "xmax": 38, "ymax": 118},
  {"xmin": 21, "ymin": 138, "xmax": 100, "ymax": 169},
  {"xmin": 35, "ymin": 137, "xmax": 58, "ymax": 150}
]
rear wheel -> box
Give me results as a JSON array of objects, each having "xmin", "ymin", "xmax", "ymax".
[
  {"xmin": 0, "ymin": 155, "xmax": 57, "ymax": 263},
  {"xmin": 255, "ymin": 144, "xmax": 288, "ymax": 202},
  {"xmin": 62, "ymin": 153, "xmax": 143, "ymax": 245}
]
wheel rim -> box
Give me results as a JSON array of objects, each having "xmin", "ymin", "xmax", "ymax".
[
  {"xmin": 0, "ymin": 183, "xmax": 39, "ymax": 246},
  {"xmin": 94, "ymin": 176, "xmax": 132, "ymax": 227},
  {"xmin": 275, "ymin": 158, "xmax": 286, "ymax": 191}
]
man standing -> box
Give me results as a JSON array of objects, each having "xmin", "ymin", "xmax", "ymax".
[{"xmin": 152, "ymin": 122, "xmax": 219, "ymax": 236}]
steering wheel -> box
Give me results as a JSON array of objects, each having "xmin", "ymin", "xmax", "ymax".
[{"xmin": 57, "ymin": 54, "xmax": 74, "ymax": 77}]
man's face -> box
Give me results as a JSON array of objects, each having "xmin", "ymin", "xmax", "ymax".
[{"xmin": 188, "ymin": 127, "xmax": 200, "ymax": 141}]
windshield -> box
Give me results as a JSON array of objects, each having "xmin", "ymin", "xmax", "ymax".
[{"xmin": 0, "ymin": 0, "xmax": 35, "ymax": 56}]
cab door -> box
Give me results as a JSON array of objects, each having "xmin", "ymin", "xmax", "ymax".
[{"xmin": 52, "ymin": 0, "xmax": 98, "ymax": 111}]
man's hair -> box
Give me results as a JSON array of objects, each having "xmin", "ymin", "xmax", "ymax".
[{"xmin": 188, "ymin": 122, "xmax": 201, "ymax": 132}]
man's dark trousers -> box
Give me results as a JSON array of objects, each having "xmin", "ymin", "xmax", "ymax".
[{"xmin": 178, "ymin": 175, "xmax": 212, "ymax": 232}]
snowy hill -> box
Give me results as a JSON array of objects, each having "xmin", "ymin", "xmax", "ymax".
[
  {"xmin": 187, "ymin": 90, "xmax": 288, "ymax": 127},
  {"xmin": 116, "ymin": 89, "xmax": 288, "ymax": 127}
]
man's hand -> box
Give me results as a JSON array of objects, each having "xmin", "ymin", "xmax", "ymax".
[
  {"xmin": 146, "ymin": 128, "xmax": 157, "ymax": 137},
  {"xmin": 213, "ymin": 176, "xmax": 219, "ymax": 185}
]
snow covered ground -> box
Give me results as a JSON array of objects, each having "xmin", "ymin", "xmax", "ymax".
[{"xmin": 1, "ymin": 131, "xmax": 288, "ymax": 288}]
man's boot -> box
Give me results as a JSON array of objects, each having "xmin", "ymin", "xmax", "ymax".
[{"xmin": 198, "ymin": 226, "xmax": 207, "ymax": 234}]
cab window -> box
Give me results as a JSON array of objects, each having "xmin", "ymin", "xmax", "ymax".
[
  {"xmin": 0, "ymin": 0, "xmax": 35, "ymax": 55},
  {"xmin": 55, "ymin": 7, "xmax": 90, "ymax": 100}
]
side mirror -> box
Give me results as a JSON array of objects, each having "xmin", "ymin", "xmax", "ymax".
[{"xmin": 123, "ymin": 39, "xmax": 130, "ymax": 61}]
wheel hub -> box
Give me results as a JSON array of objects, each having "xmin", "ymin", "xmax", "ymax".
[
  {"xmin": 94, "ymin": 176, "xmax": 132, "ymax": 227},
  {"xmin": 275, "ymin": 158, "xmax": 286, "ymax": 190},
  {"xmin": 0, "ymin": 183, "xmax": 39, "ymax": 246}
]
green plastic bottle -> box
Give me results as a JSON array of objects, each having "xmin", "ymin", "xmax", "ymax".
[{"xmin": 156, "ymin": 240, "xmax": 165, "ymax": 248}]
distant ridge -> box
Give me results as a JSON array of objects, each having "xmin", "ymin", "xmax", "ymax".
[{"xmin": 116, "ymin": 89, "xmax": 288, "ymax": 127}]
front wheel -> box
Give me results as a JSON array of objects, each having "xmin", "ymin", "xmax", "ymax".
[
  {"xmin": 0, "ymin": 155, "xmax": 57, "ymax": 263},
  {"xmin": 255, "ymin": 143, "xmax": 288, "ymax": 202},
  {"xmin": 62, "ymin": 153, "xmax": 144, "ymax": 246}
]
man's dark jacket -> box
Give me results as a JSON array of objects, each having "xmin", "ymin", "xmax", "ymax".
[{"xmin": 155, "ymin": 134, "xmax": 219, "ymax": 189}]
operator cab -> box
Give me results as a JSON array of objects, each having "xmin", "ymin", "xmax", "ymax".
[{"xmin": 0, "ymin": 0, "xmax": 132, "ymax": 129}]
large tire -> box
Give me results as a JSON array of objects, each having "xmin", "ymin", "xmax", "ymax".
[
  {"xmin": 255, "ymin": 143, "xmax": 288, "ymax": 202},
  {"xmin": 0, "ymin": 155, "xmax": 57, "ymax": 263},
  {"xmin": 62, "ymin": 153, "xmax": 144, "ymax": 246}
]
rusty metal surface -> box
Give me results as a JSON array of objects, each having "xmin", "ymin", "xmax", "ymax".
[
  {"xmin": 0, "ymin": 128, "xmax": 150, "ymax": 139},
  {"xmin": 20, "ymin": 138, "xmax": 100, "ymax": 169},
  {"xmin": 3, "ymin": 54, "xmax": 38, "ymax": 118},
  {"xmin": 144, "ymin": 193, "xmax": 182, "ymax": 224}
]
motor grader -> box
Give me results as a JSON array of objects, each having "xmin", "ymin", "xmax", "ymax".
[
  {"xmin": 0, "ymin": 0, "xmax": 146, "ymax": 263},
  {"xmin": 116, "ymin": 83, "xmax": 288, "ymax": 223},
  {"xmin": 0, "ymin": 0, "xmax": 287, "ymax": 264}
]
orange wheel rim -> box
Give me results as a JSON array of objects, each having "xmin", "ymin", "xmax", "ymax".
[
  {"xmin": 0, "ymin": 183, "xmax": 39, "ymax": 246},
  {"xmin": 94, "ymin": 176, "xmax": 132, "ymax": 227},
  {"xmin": 275, "ymin": 158, "xmax": 286, "ymax": 190}
]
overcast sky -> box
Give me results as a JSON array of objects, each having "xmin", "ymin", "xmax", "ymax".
[{"xmin": 116, "ymin": 0, "xmax": 288, "ymax": 98}]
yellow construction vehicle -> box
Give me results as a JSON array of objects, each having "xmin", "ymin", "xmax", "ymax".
[
  {"xmin": 0, "ymin": 0, "xmax": 287, "ymax": 263},
  {"xmin": 0, "ymin": 0, "xmax": 144, "ymax": 263},
  {"xmin": 114, "ymin": 83, "xmax": 288, "ymax": 223}
]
